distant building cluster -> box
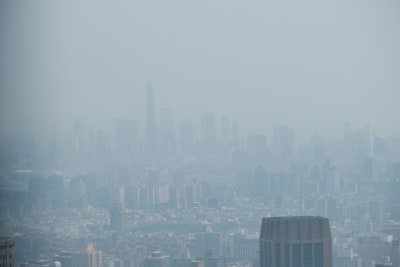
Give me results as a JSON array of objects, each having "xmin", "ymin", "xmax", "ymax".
[{"xmin": 0, "ymin": 85, "xmax": 400, "ymax": 267}]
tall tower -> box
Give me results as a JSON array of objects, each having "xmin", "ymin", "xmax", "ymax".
[
  {"xmin": 145, "ymin": 83, "xmax": 156, "ymax": 159},
  {"xmin": 0, "ymin": 237, "xmax": 14, "ymax": 267},
  {"xmin": 260, "ymin": 216, "xmax": 332, "ymax": 267}
]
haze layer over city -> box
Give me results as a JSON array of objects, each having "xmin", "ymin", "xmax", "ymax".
[{"xmin": 0, "ymin": 1, "xmax": 399, "ymax": 267}]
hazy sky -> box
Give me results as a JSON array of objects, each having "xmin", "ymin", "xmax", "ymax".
[{"xmin": 1, "ymin": 1, "xmax": 399, "ymax": 142}]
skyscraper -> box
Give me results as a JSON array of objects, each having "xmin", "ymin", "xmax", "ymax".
[
  {"xmin": 391, "ymin": 239, "xmax": 400, "ymax": 267},
  {"xmin": 71, "ymin": 244, "xmax": 103, "ymax": 267},
  {"xmin": 110, "ymin": 204, "xmax": 125, "ymax": 230},
  {"xmin": 193, "ymin": 225, "xmax": 221, "ymax": 259},
  {"xmin": 0, "ymin": 237, "xmax": 14, "ymax": 267},
  {"xmin": 260, "ymin": 216, "xmax": 332, "ymax": 267},
  {"xmin": 146, "ymin": 82, "xmax": 156, "ymax": 160}
]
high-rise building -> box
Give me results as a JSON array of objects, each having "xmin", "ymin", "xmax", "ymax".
[
  {"xmin": 383, "ymin": 221, "xmax": 400, "ymax": 240},
  {"xmin": 369, "ymin": 198, "xmax": 385, "ymax": 228},
  {"xmin": 391, "ymin": 239, "xmax": 400, "ymax": 267},
  {"xmin": 146, "ymin": 82, "xmax": 157, "ymax": 160},
  {"xmin": 110, "ymin": 185, "xmax": 125, "ymax": 209},
  {"xmin": 260, "ymin": 216, "xmax": 332, "ymax": 267},
  {"xmin": 193, "ymin": 225, "xmax": 221, "ymax": 259},
  {"xmin": 232, "ymin": 234, "xmax": 259, "ymax": 261},
  {"xmin": 180, "ymin": 119, "xmax": 194, "ymax": 156},
  {"xmin": 0, "ymin": 237, "xmax": 14, "ymax": 267},
  {"xmin": 110, "ymin": 204, "xmax": 125, "ymax": 230},
  {"xmin": 358, "ymin": 235, "xmax": 392, "ymax": 265},
  {"xmin": 71, "ymin": 244, "xmax": 103, "ymax": 267}
]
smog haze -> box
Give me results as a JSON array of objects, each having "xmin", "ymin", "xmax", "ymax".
[{"xmin": 1, "ymin": 0, "xmax": 399, "ymax": 143}]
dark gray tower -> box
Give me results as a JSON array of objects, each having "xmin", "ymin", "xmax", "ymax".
[{"xmin": 260, "ymin": 216, "xmax": 332, "ymax": 267}]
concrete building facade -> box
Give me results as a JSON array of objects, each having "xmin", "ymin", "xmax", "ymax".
[{"xmin": 260, "ymin": 216, "xmax": 332, "ymax": 267}]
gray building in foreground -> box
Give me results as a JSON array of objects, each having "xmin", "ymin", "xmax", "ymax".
[{"xmin": 260, "ymin": 216, "xmax": 332, "ymax": 267}]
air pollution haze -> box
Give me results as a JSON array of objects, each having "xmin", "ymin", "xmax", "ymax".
[
  {"xmin": 2, "ymin": 2, "xmax": 400, "ymax": 267},
  {"xmin": 0, "ymin": 0, "xmax": 399, "ymax": 143}
]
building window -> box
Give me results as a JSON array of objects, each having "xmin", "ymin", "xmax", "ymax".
[
  {"xmin": 275, "ymin": 244, "xmax": 281, "ymax": 266},
  {"xmin": 285, "ymin": 243, "xmax": 290, "ymax": 267},
  {"xmin": 303, "ymin": 243, "xmax": 312, "ymax": 267},
  {"xmin": 292, "ymin": 243, "xmax": 301, "ymax": 267},
  {"xmin": 314, "ymin": 242, "xmax": 323, "ymax": 266}
]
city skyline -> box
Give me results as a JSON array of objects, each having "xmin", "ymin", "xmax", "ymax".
[
  {"xmin": 1, "ymin": 81, "xmax": 399, "ymax": 145},
  {"xmin": 1, "ymin": 82, "xmax": 397, "ymax": 149},
  {"xmin": 1, "ymin": 1, "xmax": 400, "ymax": 144},
  {"xmin": 1, "ymin": 1, "xmax": 400, "ymax": 267}
]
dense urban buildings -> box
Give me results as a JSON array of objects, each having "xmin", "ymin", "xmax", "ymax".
[
  {"xmin": 1, "ymin": 0, "xmax": 399, "ymax": 266},
  {"xmin": 260, "ymin": 216, "xmax": 332, "ymax": 267},
  {"xmin": 0, "ymin": 87, "xmax": 399, "ymax": 267}
]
